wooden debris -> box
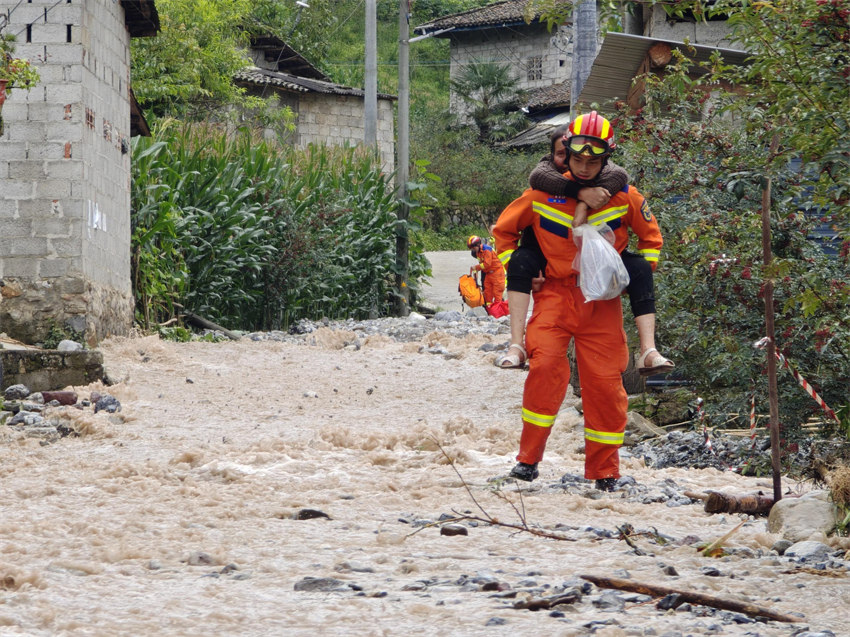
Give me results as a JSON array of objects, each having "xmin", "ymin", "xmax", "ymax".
[
  {"xmin": 685, "ymin": 490, "xmax": 777, "ymax": 515},
  {"xmin": 581, "ymin": 574, "xmax": 802, "ymax": 623},
  {"xmin": 704, "ymin": 491, "xmax": 776, "ymax": 515}
]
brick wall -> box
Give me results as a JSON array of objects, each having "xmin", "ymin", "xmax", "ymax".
[
  {"xmin": 297, "ymin": 93, "xmax": 395, "ymax": 173},
  {"xmin": 0, "ymin": 0, "xmax": 133, "ymax": 345}
]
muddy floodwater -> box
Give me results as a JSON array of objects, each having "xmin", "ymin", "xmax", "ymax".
[{"xmin": 0, "ymin": 325, "xmax": 848, "ymax": 636}]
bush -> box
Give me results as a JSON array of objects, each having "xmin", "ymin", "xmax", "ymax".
[{"xmin": 613, "ymin": 49, "xmax": 850, "ymax": 438}]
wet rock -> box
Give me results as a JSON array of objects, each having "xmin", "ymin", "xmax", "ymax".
[
  {"xmin": 773, "ymin": 539, "xmax": 794, "ymax": 555},
  {"xmin": 94, "ymin": 394, "xmax": 121, "ymax": 414},
  {"xmin": 440, "ymin": 524, "xmax": 468, "ymax": 537},
  {"xmin": 334, "ymin": 561, "xmax": 374, "ymax": 574},
  {"xmin": 293, "ymin": 508, "xmax": 331, "ymax": 520},
  {"xmin": 784, "ymin": 541, "xmax": 834, "ymax": 562},
  {"xmin": 4, "ymin": 384, "xmax": 30, "ymax": 400},
  {"xmin": 293, "ymin": 576, "xmax": 347, "ymax": 592},
  {"xmin": 767, "ymin": 490, "xmax": 839, "ymax": 541},
  {"xmin": 657, "ymin": 593, "xmax": 685, "ymax": 610},
  {"xmin": 186, "ymin": 551, "xmax": 215, "ymax": 566},
  {"xmin": 8, "ymin": 411, "xmax": 45, "ymax": 427},
  {"xmin": 624, "ymin": 411, "xmax": 666, "ymax": 443},
  {"xmin": 592, "ymin": 591, "xmax": 626, "ymax": 611}
]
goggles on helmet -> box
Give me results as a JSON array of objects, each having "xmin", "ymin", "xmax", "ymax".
[{"xmin": 566, "ymin": 135, "xmax": 610, "ymax": 156}]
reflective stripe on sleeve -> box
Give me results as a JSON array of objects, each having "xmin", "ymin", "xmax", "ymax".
[
  {"xmin": 498, "ymin": 249, "xmax": 514, "ymax": 265},
  {"xmin": 522, "ymin": 408, "xmax": 557, "ymax": 428},
  {"xmin": 638, "ymin": 248, "xmax": 660, "ymax": 263},
  {"xmin": 588, "ymin": 204, "xmax": 627, "ymax": 227},
  {"xmin": 584, "ymin": 427, "xmax": 625, "ymax": 445}
]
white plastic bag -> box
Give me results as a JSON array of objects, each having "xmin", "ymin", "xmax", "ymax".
[{"xmin": 572, "ymin": 223, "xmax": 630, "ymax": 302}]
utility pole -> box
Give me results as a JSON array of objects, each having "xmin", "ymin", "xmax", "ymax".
[
  {"xmin": 394, "ymin": 0, "xmax": 410, "ymax": 315},
  {"xmin": 761, "ymin": 134, "xmax": 783, "ymax": 503},
  {"xmin": 570, "ymin": 0, "xmax": 598, "ymax": 113},
  {"xmin": 364, "ymin": 0, "xmax": 378, "ymax": 146}
]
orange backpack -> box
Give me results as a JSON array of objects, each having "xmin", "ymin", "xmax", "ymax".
[{"xmin": 458, "ymin": 274, "xmax": 485, "ymax": 308}]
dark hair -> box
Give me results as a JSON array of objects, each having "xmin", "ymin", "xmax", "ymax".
[{"xmin": 549, "ymin": 125, "xmax": 569, "ymax": 155}]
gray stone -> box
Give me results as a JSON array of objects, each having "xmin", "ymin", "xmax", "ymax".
[
  {"xmin": 57, "ymin": 339, "xmax": 83, "ymax": 352},
  {"xmin": 767, "ymin": 490, "xmax": 839, "ymax": 541},
  {"xmin": 4, "ymin": 384, "xmax": 30, "ymax": 400},
  {"xmin": 293, "ymin": 576, "xmax": 347, "ymax": 592},
  {"xmin": 783, "ymin": 541, "xmax": 833, "ymax": 561}
]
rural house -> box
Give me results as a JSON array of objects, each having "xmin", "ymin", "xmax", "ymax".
[
  {"xmin": 0, "ymin": 0, "xmax": 158, "ymax": 346},
  {"xmin": 234, "ymin": 35, "xmax": 396, "ymax": 172},
  {"xmin": 413, "ymin": 0, "xmax": 574, "ymax": 122},
  {"xmin": 415, "ymin": 0, "xmax": 743, "ymax": 144}
]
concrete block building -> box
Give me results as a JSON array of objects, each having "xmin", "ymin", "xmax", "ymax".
[
  {"xmin": 0, "ymin": 0, "xmax": 158, "ymax": 345},
  {"xmin": 235, "ymin": 36, "xmax": 396, "ymax": 172}
]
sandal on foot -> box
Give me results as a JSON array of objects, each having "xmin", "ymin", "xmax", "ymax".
[
  {"xmin": 495, "ymin": 343, "xmax": 527, "ymax": 369},
  {"xmin": 636, "ymin": 347, "xmax": 675, "ymax": 377}
]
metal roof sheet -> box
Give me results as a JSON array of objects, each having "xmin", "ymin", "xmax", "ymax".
[
  {"xmin": 575, "ymin": 32, "xmax": 749, "ymax": 112},
  {"xmin": 502, "ymin": 111, "xmax": 571, "ymax": 148}
]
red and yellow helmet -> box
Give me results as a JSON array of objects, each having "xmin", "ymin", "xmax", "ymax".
[
  {"xmin": 466, "ymin": 235, "xmax": 482, "ymax": 249},
  {"xmin": 565, "ymin": 111, "xmax": 615, "ymax": 157}
]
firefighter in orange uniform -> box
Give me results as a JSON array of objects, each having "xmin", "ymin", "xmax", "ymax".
[
  {"xmin": 492, "ymin": 111, "xmax": 663, "ymax": 490},
  {"xmin": 467, "ymin": 235, "xmax": 506, "ymax": 306}
]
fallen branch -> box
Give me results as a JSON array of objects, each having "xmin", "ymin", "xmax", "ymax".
[
  {"xmin": 412, "ymin": 438, "xmax": 579, "ymax": 542},
  {"xmin": 700, "ymin": 519, "xmax": 745, "ymax": 557},
  {"xmin": 175, "ymin": 304, "xmax": 241, "ymax": 341},
  {"xmin": 580, "ymin": 574, "xmax": 802, "ymax": 623}
]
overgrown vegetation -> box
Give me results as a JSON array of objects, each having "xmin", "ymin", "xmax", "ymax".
[
  {"xmin": 606, "ymin": 0, "xmax": 850, "ymax": 440},
  {"xmin": 131, "ymin": 122, "xmax": 429, "ymax": 332}
]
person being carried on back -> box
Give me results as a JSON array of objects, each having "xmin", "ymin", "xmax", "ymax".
[{"xmin": 495, "ymin": 118, "xmax": 674, "ymax": 377}]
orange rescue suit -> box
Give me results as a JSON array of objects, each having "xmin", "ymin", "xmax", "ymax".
[
  {"xmin": 492, "ymin": 185, "xmax": 663, "ymax": 479},
  {"xmin": 472, "ymin": 244, "xmax": 506, "ymax": 306}
]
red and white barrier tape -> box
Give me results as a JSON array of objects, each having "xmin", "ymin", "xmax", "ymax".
[{"xmin": 753, "ymin": 337, "xmax": 838, "ymax": 423}]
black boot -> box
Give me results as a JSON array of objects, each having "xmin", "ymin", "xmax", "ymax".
[
  {"xmin": 595, "ymin": 477, "xmax": 618, "ymax": 492},
  {"xmin": 509, "ymin": 462, "xmax": 539, "ymax": 482}
]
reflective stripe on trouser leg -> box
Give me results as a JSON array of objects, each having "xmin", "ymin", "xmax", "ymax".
[
  {"xmin": 516, "ymin": 409, "xmax": 555, "ymax": 464},
  {"xmin": 518, "ymin": 283, "xmax": 575, "ymax": 465},
  {"xmin": 574, "ymin": 290, "xmax": 629, "ymax": 480}
]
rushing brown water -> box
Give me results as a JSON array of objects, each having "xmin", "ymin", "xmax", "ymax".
[{"xmin": 0, "ymin": 327, "xmax": 846, "ymax": 637}]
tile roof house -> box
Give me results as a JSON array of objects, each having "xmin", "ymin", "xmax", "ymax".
[
  {"xmin": 413, "ymin": 0, "xmax": 574, "ymax": 125},
  {"xmin": 234, "ymin": 36, "xmax": 396, "ymax": 172},
  {"xmin": 417, "ymin": 0, "xmax": 744, "ymax": 148}
]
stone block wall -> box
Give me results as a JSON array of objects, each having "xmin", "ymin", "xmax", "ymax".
[
  {"xmin": 0, "ymin": 349, "xmax": 104, "ymax": 392},
  {"xmin": 0, "ymin": 0, "xmax": 133, "ymax": 345},
  {"xmin": 296, "ymin": 93, "xmax": 395, "ymax": 173},
  {"xmin": 645, "ymin": 9, "xmax": 737, "ymax": 48},
  {"xmin": 449, "ymin": 23, "xmax": 572, "ymax": 119}
]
